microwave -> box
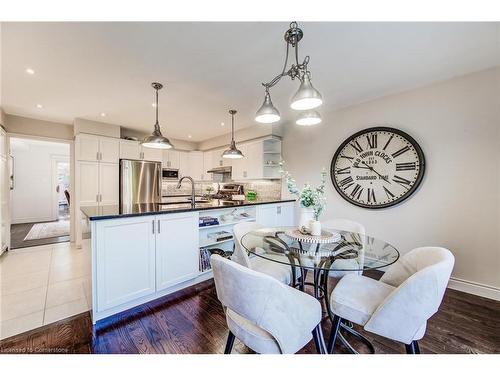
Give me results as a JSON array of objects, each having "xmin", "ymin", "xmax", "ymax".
[{"xmin": 162, "ymin": 168, "xmax": 179, "ymax": 180}]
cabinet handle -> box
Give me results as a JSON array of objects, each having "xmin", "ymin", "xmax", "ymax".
[
  {"xmin": 96, "ymin": 194, "xmax": 99, "ymax": 202},
  {"xmin": 157, "ymin": 220, "xmax": 161, "ymax": 233},
  {"xmin": 96, "ymin": 151, "xmax": 99, "ymax": 161},
  {"xmin": 152, "ymin": 220, "xmax": 155, "ymax": 234},
  {"xmin": 99, "ymin": 152, "xmax": 103, "ymax": 160},
  {"xmin": 243, "ymin": 171, "xmax": 247, "ymax": 178},
  {"xmin": 99, "ymin": 194, "xmax": 102, "ymax": 202},
  {"xmin": 277, "ymin": 206, "xmax": 281, "ymax": 215}
]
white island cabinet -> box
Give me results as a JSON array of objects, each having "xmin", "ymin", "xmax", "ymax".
[{"xmin": 88, "ymin": 201, "xmax": 295, "ymax": 323}]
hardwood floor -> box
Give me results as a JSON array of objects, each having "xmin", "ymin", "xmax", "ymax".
[{"xmin": 1, "ymin": 277, "xmax": 499, "ymax": 354}]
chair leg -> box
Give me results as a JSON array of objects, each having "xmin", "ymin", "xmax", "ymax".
[
  {"xmin": 312, "ymin": 324, "xmax": 327, "ymax": 354},
  {"xmin": 224, "ymin": 331, "xmax": 235, "ymax": 354},
  {"xmin": 327, "ymin": 315, "xmax": 342, "ymax": 354},
  {"xmin": 405, "ymin": 340, "xmax": 420, "ymax": 354}
]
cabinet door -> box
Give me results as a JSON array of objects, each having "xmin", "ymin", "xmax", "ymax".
[
  {"xmin": 231, "ymin": 144, "xmax": 248, "ymax": 180},
  {"xmin": 256, "ymin": 204, "xmax": 278, "ymax": 227},
  {"xmin": 141, "ymin": 146, "xmax": 163, "ymax": 162},
  {"xmin": 99, "ymin": 138, "xmax": 120, "ymax": 163},
  {"xmin": 156, "ymin": 212, "xmax": 199, "ymax": 291},
  {"xmin": 246, "ymin": 141, "xmax": 264, "ymax": 179},
  {"xmin": 178, "ymin": 151, "xmax": 190, "ymax": 177},
  {"xmin": 95, "ymin": 216, "xmax": 156, "ymax": 311},
  {"xmin": 76, "ymin": 134, "xmax": 100, "ymax": 162},
  {"xmin": 202, "ymin": 152, "xmax": 213, "ymax": 180},
  {"xmin": 78, "ymin": 161, "xmax": 99, "ymax": 206},
  {"xmin": 188, "ymin": 151, "xmax": 204, "ymax": 181},
  {"xmin": 276, "ymin": 203, "xmax": 295, "ymax": 226},
  {"xmin": 168, "ymin": 150, "xmax": 180, "ymax": 169},
  {"xmin": 120, "ymin": 140, "xmax": 140, "ymax": 160},
  {"xmin": 99, "ymin": 163, "xmax": 119, "ymax": 205}
]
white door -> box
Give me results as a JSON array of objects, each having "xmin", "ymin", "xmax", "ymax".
[
  {"xmin": 120, "ymin": 140, "xmax": 140, "ymax": 160},
  {"xmin": 141, "ymin": 146, "xmax": 163, "ymax": 162},
  {"xmin": 99, "ymin": 163, "xmax": 119, "ymax": 205},
  {"xmin": 256, "ymin": 204, "xmax": 278, "ymax": 227},
  {"xmin": 78, "ymin": 161, "xmax": 99, "ymax": 206},
  {"xmin": 95, "ymin": 216, "xmax": 156, "ymax": 311},
  {"xmin": 76, "ymin": 134, "xmax": 99, "ymax": 162},
  {"xmin": 99, "ymin": 138, "xmax": 120, "ymax": 163},
  {"xmin": 156, "ymin": 212, "xmax": 199, "ymax": 291},
  {"xmin": 179, "ymin": 151, "xmax": 189, "ymax": 177}
]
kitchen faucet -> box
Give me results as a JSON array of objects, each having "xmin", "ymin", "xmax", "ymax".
[{"xmin": 176, "ymin": 176, "xmax": 196, "ymax": 208}]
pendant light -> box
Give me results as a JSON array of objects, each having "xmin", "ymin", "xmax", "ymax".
[
  {"xmin": 296, "ymin": 110, "xmax": 322, "ymax": 126},
  {"xmin": 142, "ymin": 82, "xmax": 173, "ymax": 149},
  {"xmin": 255, "ymin": 22, "xmax": 323, "ymax": 124},
  {"xmin": 222, "ymin": 110, "xmax": 244, "ymax": 159}
]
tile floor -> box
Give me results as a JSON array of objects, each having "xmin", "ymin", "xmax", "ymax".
[{"xmin": 0, "ymin": 240, "xmax": 91, "ymax": 340}]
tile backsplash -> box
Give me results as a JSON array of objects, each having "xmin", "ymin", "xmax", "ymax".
[{"xmin": 162, "ymin": 179, "xmax": 282, "ymax": 200}]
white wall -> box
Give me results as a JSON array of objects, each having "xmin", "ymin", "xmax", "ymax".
[
  {"xmin": 281, "ymin": 67, "xmax": 500, "ymax": 296},
  {"xmin": 6, "ymin": 114, "xmax": 73, "ymax": 140},
  {"xmin": 10, "ymin": 138, "xmax": 69, "ymax": 224}
]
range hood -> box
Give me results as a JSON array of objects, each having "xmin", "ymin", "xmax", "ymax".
[{"xmin": 207, "ymin": 166, "xmax": 232, "ymax": 174}]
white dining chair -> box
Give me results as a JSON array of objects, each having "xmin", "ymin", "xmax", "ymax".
[
  {"xmin": 322, "ymin": 219, "xmax": 366, "ymax": 278},
  {"xmin": 232, "ymin": 221, "xmax": 298, "ymax": 285},
  {"xmin": 210, "ymin": 254, "xmax": 324, "ymax": 354},
  {"xmin": 328, "ymin": 246, "xmax": 455, "ymax": 354}
]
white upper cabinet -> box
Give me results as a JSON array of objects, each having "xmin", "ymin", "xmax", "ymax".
[
  {"xmin": 156, "ymin": 212, "xmax": 199, "ymax": 291},
  {"xmin": 99, "ymin": 163, "xmax": 119, "ymax": 205},
  {"xmin": 76, "ymin": 134, "xmax": 100, "ymax": 162},
  {"xmin": 230, "ymin": 138, "xmax": 281, "ymax": 181},
  {"xmin": 188, "ymin": 151, "xmax": 205, "ymax": 181},
  {"xmin": 178, "ymin": 151, "xmax": 190, "ymax": 177},
  {"xmin": 76, "ymin": 134, "xmax": 119, "ymax": 163},
  {"xmin": 163, "ymin": 150, "xmax": 180, "ymax": 169},
  {"xmin": 141, "ymin": 146, "xmax": 163, "ymax": 163},
  {"xmin": 119, "ymin": 140, "xmax": 141, "ymax": 160}
]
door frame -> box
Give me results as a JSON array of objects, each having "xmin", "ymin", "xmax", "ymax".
[
  {"xmin": 7, "ymin": 133, "xmax": 75, "ymax": 244},
  {"xmin": 51, "ymin": 155, "xmax": 70, "ymax": 221}
]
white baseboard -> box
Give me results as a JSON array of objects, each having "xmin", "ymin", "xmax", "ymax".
[
  {"xmin": 448, "ymin": 277, "xmax": 500, "ymax": 301},
  {"xmin": 11, "ymin": 216, "xmax": 55, "ymax": 225}
]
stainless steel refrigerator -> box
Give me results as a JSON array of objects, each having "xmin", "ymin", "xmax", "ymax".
[{"xmin": 120, "ymin": 159, "xmax": 162, "ymax": 206}]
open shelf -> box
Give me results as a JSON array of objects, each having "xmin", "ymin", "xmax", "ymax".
[
  {"xmin": 199, "ymin": 218, "xmax": 255, "ymax": 230},
  {"xmin": 199, "ymin": 237, "xmax": 234, "ymax": 248}
]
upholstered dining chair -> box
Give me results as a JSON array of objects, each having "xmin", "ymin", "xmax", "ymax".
[
  {"xmin": 328, "ymin": 246, "xmax": 455, "ymax": 354},
  {"xmin": 232, "ymin": 222, "xmax": 298, "ymax": 285},
  {"xmin": 210, "ymin": 254, "xmax": 324, "ymax": 354},
  {"xmin": 322, "ymin": 219, "xmax": 366, "ymax": 278}
]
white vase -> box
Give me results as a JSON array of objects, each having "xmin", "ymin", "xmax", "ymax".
[
  {"xmin": 299, "ymin": 207, "xmax": 315, "ymax": 229},
  {"xmin": 310, "ymin": 220, "xmax": 322, "ymax": 236}
]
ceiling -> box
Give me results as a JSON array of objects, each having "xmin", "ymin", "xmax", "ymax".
[{"xmin": 1, "ymin": 22, "xmax": 499, "ymax": 142}]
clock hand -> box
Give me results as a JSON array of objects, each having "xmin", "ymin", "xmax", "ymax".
[
  {"xmin": 361, "ymin": 161, "xmax": 391, "ymax": 184},
  {"xmin": 352, "ymin": 165, "xmax": 372, "ymax": 170}
]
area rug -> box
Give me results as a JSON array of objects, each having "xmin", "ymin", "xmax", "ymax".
[{"xmin": 24, "ymin": 220, "xmax": 70, "ymax": 241}]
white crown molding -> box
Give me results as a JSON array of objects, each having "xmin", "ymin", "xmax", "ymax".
[{"xmin": 448, "ymin": 277, "xmax": 500, "ymax": 301}]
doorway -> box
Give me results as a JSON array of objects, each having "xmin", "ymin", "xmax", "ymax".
[{"xmin": 9, "ymin": 137, "xmax": 71, "ymax": 249}]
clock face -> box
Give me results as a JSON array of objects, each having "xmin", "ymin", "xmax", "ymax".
[{"xmin": 331, "ymin": 127, "xmax": 425, "ymax": 209}]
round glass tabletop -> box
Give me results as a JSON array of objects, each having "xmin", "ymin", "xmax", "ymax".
[{"xmin": 241, "ymin": 226, "xmax": 400, "ymax": 272}]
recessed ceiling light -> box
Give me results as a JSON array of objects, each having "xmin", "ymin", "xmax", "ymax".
[
  {"xmin": 26, "ymin": 68, "xmax": 35, "ymax": 75},
  {"xmin": 36, "ymin": 104, "xmax": 43, "ymax": 109},
  {"xmin": 188, "ymin": 134, "xmax": 192, "ymax": 139},
  {"xmin": 221, "ymin": 122, "xmax": 225, "ymax": 126},
  {"xmin": 100, "ymin": 112, "xmax": 106, "ymax": 117}
]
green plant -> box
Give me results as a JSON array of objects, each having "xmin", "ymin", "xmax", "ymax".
[{"xmin": 280, "ymin": 162, "xmax": 327, "ymax": 220}]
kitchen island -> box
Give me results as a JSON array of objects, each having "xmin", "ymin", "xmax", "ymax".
[{"xmin": 81, "ymin": 199, "xmax": 295, "ymax": 323}]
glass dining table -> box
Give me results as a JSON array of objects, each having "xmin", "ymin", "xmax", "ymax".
[{"xmin": 240, "ymin": 226, "xmax": 400, "ymax": 354}]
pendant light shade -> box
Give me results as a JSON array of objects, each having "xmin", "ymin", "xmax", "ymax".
[
  {"xmin": 296, "ymin": 110, "xmax": 322, "ymax": 126},
  {"xmin": 222, "ymin": 110, "xmax": 244, "ymax": 159},
  {"xmin": 142, "ymin": 82, "xmax": 173, "ymax": 149},
  {"xmin": 255, "ymin": 91, "xmax": 280, "ymax": 124},
  {"xmin": 290, "ymin": 73, "xmax": 323, "ymax": 111}
]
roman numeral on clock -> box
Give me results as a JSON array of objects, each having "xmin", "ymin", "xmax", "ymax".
[
  {"xmin": 367, "ymin": 188, "xmax": 376, "ymax": 203},
  {"xmin": 392, "ymin": 175, "xmax": 412, "ymax": 188},
  {"xmin": 383, "ymin": 186, "xmax": 395, "ymax": 200},
  {"xmin": 366, "ymin": 134, "xmax": 377, "ymax": 149},
  {"xmin": 383, "ymin": 134, "xmax": 394, "ymax": 151},
  {"xmin": 338, "ymin": 176, "xmax": 354, "ymax": 189},
  {"xmin": 350, "ymin": 184, "xmax": 363, "ymax": 200},
  {"xmin": 391, "ymin": 146, "xmax": 411, "ymax": 158},
  {"xmin": 350, "ymin": 140, "xmax": 363, "ymax": 154},
  {"xmin": 340, "ymin": 155, "xmax": 354, "ymax": 162},
  {"xmin": 335, "ymin": 167, "xmax": 350, "ymax": 175},
  {"xmin": 396, "ymin": 162, "xmax": 416, "ymax": 171}
]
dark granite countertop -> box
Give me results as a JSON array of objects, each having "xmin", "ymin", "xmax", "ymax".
[{"xmin": 81, "ymin": 199, "xmax": 296, "ymax": 221}]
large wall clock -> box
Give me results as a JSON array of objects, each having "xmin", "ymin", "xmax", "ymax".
[{"xmin": 331, "ymin": 127, "xmax": 425, "ymax": 209}]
